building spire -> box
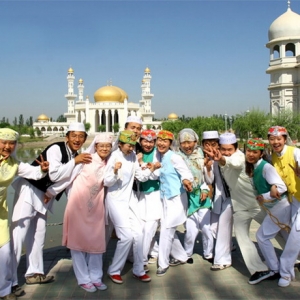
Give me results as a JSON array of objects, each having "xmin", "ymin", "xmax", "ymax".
[{"xmin": 287, "ymin": 0, "xmax": 291, "ymax": 11}]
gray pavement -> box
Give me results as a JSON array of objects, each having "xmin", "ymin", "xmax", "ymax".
[{"xmin": 16, "ymin": 222, "xmax": 300, "ymax": 300}]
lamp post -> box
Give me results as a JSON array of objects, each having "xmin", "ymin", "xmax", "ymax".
[
  {"xmin": 229, "ymin": 116, "xmax": 232, "ymax": 131},
  {"xmin": 224, "ymin": 113, "xmax": 228, "ymax": 132}
]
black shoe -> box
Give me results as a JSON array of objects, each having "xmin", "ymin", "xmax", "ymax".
[
  {"xmin": 268, "ymin": 271, "xmax": 280, "ymax": 280},
  {"xmin": 187, "ymin": 257, "xmax": 194, "ymax": 264},
  {"xmin": 156, "ymin": 267, "xmax": 169, "ymax": 276},
  {"xmin": 11, "ymin": 285, "xmax": 25, "ymax": 297},
  {"xmin": 248, "ymin": 271, "xmax": 271, "ymax": 284},
  {"xmin": 169, "ymin": 257, "xmax": 185, "ymax": 266}
]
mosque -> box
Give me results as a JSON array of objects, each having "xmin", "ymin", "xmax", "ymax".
[
  {"xmin": 267, "ymin": 1, "xmax": 300, "ymax": 114},
  {"xmin": 33, "ymin": 2, "xmax": 300, "ymax": 135},
  {"xmin": 33, "ymin": 67, "xmax": 163, "ymax": 136}
]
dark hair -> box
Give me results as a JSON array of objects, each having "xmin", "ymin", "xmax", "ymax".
[
  {"xmin": 124, "ymin": 122, "xmax": 129, "ymax": 129},
  {"xmin": 66, "ymin": 132, "xmax": 87, "ymax": 139},
  {"xmin": 245, "ymin": 149, "xmax": 270, "ymax": 177},
  {"xmin": 267, "ymin": 134, "xmax": 287, "ymax": 141},
  {"xmin": 201, "ymin": 138, "xmax": 219, "ymax": 146}
]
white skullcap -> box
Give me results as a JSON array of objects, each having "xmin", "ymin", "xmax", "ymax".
[
  {"xmin": 126, "ymin": 116, "xmax": 143, "ymax": 125},
  {"xmin": 202, "ymin": 131, "xmax": 219, "ymax": 140},
  {"xmin": 219, "ymin": 133, "xmax": 237, "ymax": 145},
  {"xmin": 67, "ymin": 122, "xmax": 86, "ymax": 133},
  {"xmin": 95, "ymin": 133, "xmax": 114, "ymax": 144}
]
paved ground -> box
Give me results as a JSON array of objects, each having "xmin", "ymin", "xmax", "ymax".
[{"xmin": 16, "ymin": 222, "xmax": 300, "ymax": 300}]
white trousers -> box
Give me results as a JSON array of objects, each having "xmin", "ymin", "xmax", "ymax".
[
  {"xmin": 256, "ymin": 198, "xmax": 290, "ymax": 272},
  {"xmin": 108, "ymin": 209, "xmax": 145, "ymax": 276},
  {"xmin": 233, "ymin": 207, "xmax": 268, "ymax": 275},
  {"xmin": 280, "ymin": 198, "xmax": 300, "ymax": 280},
  {"xmin": 11, "ymin": 199, "xmax": 47, "ymax": 283},
  {"xmin": 211, "ymin": 199, "xmax": 233, "ymax": 265},
  {"xmin": 142, "ymin": 220, "xmax": 159, "ymax": 265},
  {"xmin": 0, "ymin": 242, "xmax": 12, "ymax": 297},
  {"xmin": 158, "ymin": 223, "xmax": 188, "ymax": 269},
  {"xmin": 184, "ymin": 208, "xmax": 214, "ymax": 258},
  {"xmin": 71, "ymin": 250, "xmax": 103, "ymax": 285}
]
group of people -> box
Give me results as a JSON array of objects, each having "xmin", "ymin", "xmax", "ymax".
[{"xmin": 1, "ymin": 117, "xmax": 300, "ymax": 299}]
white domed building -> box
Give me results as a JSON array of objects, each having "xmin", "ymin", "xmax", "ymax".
[
  {"xmin": 266, "ymin": 1, "xmax": 300, "ymax": 114},
  {"xmin": 33, "ymin": 67, "xmax": 161, "ymax": 136}
]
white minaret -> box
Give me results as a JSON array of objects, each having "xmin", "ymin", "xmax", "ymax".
[
  {"xmin": 139, "ymin": 67, "xmax": 155, "ymax": 123},
  {"xmin": 266, "ymin": 1, "xmax": 300, "ymax": 114},
  {"xmin": 78, "ymin": 78, "xmax": 84, "ymax": 103},
  {"xmin": 64, "ymin": 67, "xmax": 77, "ymax": 122}
]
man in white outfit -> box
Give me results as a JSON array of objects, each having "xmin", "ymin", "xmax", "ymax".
[
  {"xmin": 203, "ymin": 131, "xmax": 233, "ymax": 271},
  {"xmin": 205, "ymin": 133, "xmax": 274, "ymax": 284},
  {"xmin": 11, "ymin": 122, "xmax": 91, "ymax": 285}
]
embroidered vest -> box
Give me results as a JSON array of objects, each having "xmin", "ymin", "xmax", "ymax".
[
  {"xmin": 272, "ymin": 146, "xmax": 300, "ymax": 202},
  {"xmin": 139, "ymin": 148, "xmax": 160, "ymax": 193},
  {"xmin": 26, "ymin": 142, "xmax": 72, "ymax": 200},
  {"xmin": 159, "ymin": 150, "xmax": 185, "ymax": 199}
]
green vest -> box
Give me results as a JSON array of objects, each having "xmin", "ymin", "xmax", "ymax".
[{"xmin": 139, "ymin": 148, "xmax": 160, "ymax": 193}]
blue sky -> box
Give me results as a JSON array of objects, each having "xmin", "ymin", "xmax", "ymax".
[{"xmin": 0, "ymin": 0, "xmax": 297, "ymax": 122}]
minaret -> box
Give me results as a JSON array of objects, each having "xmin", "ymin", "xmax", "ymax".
[
  {"xmin": 266, "ymin": 1, "xmax": 300, "ymax": 114},
  {"xmin": 64, "ymin": 67, "xmax": 77, "ymax": 122},
  {"xmin": 78, "ymin": 78, "xmax": 84, "ymax": 103},
  {"xmin": 139, "ymin": 67, "xmax": 155, "ymax": 123}
]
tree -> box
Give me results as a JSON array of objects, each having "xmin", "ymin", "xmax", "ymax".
[
  {"xmin": 18, "ymin": 114, "xmax": 24, "ymax": 127},
  {"xmin": 112, "ymin": 123, "xmax": 120, "ymax": 133},
  {"xmin": 84, "ymin": 122, "xmax": 91, "ymax": 133},
  {"xmin": 56, "ymin": 115, "xmax": 67, "ymax": 122},
  {"xmin": 98, "ymin": 125, "xmax": 106, "ymax": 132},
  {"xmin": 35, "ymin": 128, "xmax": 42, "ymax": 137},
  {"xmin": 233, "ymin": 109, "xmax": 269, "ymax": 140}
]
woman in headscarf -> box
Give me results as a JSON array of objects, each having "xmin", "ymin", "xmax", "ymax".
[
  {"xmin": 155, "ymin": 130, "xmax": 193, "ymax": 277},
  {"xmin": 176, "ymin": 128, "xmax": 213, "ymax": 263},
  {"xmin": 61, "ymin": 133, "xmax": 114, "ymax": 293},
  {"xmin": 0, "ymin": 128, "xmax": 49, "ymax": 300}
]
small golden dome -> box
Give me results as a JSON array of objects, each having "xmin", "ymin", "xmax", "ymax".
[
  {"xmin": 78, "ymin": 78, "xmax": 83, "ymax": 83},
  {"xmin": 168, "ymin": 113, "xmax": 178, "ymax": 120},
  {"xmin": 142, "ymin": 79, "xmax": 146, "ymax": 83},
  {"xmin": 37, "ymin": 114, "xmax": 49, "ymax": 121},
  {"xmin": 68, "ymin": 67, "xmax": 74, "ymax": 73},
  {"xmin": 144, "ymin": 67, "xmax": 151, "ymax": 73},
  {"xmin": 94, "ymin": 85, "xmax": 128, "ymax": 103}
]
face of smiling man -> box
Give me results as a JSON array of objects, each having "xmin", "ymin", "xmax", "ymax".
[{"xmin": 66, "ymin": 131, "xmax": 87, "ymax": 152}]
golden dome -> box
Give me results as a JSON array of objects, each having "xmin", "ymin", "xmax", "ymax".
[
  {"xmin": 78, "ymin": 78, "xmax": 83, "ymax": 83},
  {"xmin": 144, "ymin": 67, "xmax": 151, "ymax": 73},
  {"xmin": 94, "ymin": 85, "xmax": 128, "ymax": 103},
  {"xmin": 37, "ymin": 114, "xmax": 49, "ymax": 121},
  {"xmin": 142, "ymin": 79, "xmax": 146, "ymax": 83},
  {"xmin": 68, "ymin": 67, "xmax": 74, "ymax": 73},
  {"xmin": 168, "ymin": 113, "xmax": 178, "ymax": 120}
]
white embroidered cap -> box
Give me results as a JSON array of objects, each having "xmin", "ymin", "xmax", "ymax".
[
  {"xmin": 67, "ymin": 122, "xmax": 86, "ymax": 133},
  {"xmin": 219, "ymin": 133, "xmax": 237, "ymax": 145},
  {"xmin": 126, "ymin": 116, "xmax": 143, "ymax": 125},
  {"xmin": 202, "ymin": 131, "xmax": 219, "ymax": 140}
]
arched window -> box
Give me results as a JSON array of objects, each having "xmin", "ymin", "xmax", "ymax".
[
  {"xmin": 273, "ymin": 45, "xmax": 280, "ymax": 59},
  {"xmin": 285, "ymin": 43, "xmax": 295, "ymax": 57}
]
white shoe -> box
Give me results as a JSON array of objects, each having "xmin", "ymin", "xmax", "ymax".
[
  {"xmin": 80, "ymin": 283, "xmax": 97, "ymax": 292},
  {"xmin": 278, "ymin": 277, "xmax": 291, "ymax": 287},
  {"xmin": 93, "ymin": 282, "xmax": 108, "ymax": 291}
]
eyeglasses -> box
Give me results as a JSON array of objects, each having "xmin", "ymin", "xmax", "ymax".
[{"xmin": 69, "ymin": 134, "xmax": 86, "ymax": 140}]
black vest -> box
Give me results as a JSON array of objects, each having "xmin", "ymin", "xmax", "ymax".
[{"xmin": 26, "ymin": 142, "xmax": 72, "ymax": 201}]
